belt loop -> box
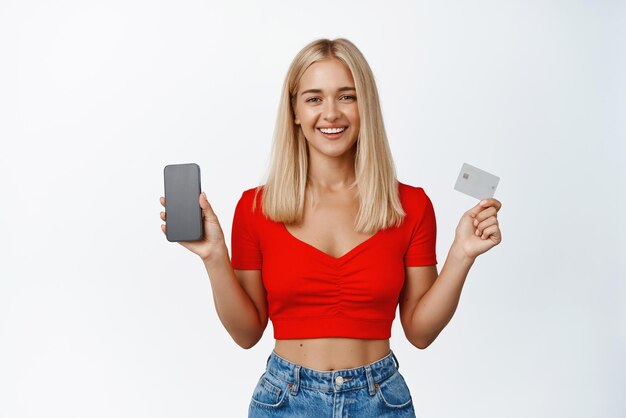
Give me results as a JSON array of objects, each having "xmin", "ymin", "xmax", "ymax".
[
  {"xmin": 266, "ymin": 353, "xmax": 271, "ymax": 369},
  {"xmin": 290, "ymin": 365, "xmax": 301, "ymax": 396},
  {"xmin": 390, "ymin": 350, "xmax": 400, "ymax": 370},
  {"xmin": 365, "ymin": 365, "xmax": 376, "ymax": 396}
]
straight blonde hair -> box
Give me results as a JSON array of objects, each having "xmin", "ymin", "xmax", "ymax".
[{"xmin": 254, "ymin": 38, "xmax": 406, "ymax": 234}]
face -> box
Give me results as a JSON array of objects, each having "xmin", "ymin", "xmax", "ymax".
[{"xmin": 293, "ymin": 58, "xmax": 360, "ymax": 160}]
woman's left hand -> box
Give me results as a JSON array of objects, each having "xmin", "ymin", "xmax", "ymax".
[{"xmin": 454, "ymin": 198, "xmax": 503, "ymax": 260}]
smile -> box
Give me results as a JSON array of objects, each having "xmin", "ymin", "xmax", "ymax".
[{"xmin": 318, "ymin": 127, "xmax": 346, "ymax": 134}]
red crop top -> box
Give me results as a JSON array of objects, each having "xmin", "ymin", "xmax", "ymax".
[{"xmin": 230, "ymin": 181, "xmax": 438, "ymax": 339}]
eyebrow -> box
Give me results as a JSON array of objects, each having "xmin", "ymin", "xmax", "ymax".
[{"xmin": 300, "ymin": 86, "xmax": 356, "ymax": 96}]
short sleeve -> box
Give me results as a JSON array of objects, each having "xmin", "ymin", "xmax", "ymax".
[
  {"xmin": 404, "ymin": 188, "xmax": 438, "ymax": 266},
  {"xmin": 230, "ymin": 190, "xmax": 263, "ymax": 270}
]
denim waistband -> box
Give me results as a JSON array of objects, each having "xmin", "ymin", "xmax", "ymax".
[{"xmin": 265, "ymin": 349, "xmax": 400, "ymax": 396}]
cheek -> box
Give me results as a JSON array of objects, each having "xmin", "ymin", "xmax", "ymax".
[
  {"xmin": 347, "ymin": 107, "xmax": 360, "ymax": 124},
  {"xmin": 350, "ymin": 115, "xmax": 360, "ymax": 132},
  {"xmin": 301, "ymin": 114, "xmax": 319, "ymax": 130}
]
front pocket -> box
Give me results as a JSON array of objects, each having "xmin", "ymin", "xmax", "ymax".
[
  {"xmin": 376, "ymin": 372, "xmax": 413, "ymax": 409},
  {"xmin": 250, "ymin": 372, "xmax": 289, "ymax": 409}
]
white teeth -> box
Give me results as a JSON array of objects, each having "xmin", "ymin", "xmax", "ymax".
[{"xmin": 319, "ymin": 127, "xmax": 345, "ymax": 134}]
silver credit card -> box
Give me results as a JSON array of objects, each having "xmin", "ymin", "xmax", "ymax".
[{"xmin": 454, "ymin": 163, "xmax": 500, "ymax": 200}]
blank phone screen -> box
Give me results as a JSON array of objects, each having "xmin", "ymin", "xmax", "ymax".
[{"xmin": 163, "ymin": 163, "xmax": 203, "ymax": 242}]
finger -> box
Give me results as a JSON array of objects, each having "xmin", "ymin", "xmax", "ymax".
[
  {"xmin": 199, "ymin": 192, "xmax": 218, "ymax": 221},
  {"xmin": 160, "ymin": 211, "xmax": 166, "ymax": 221},
  {"xmin": 475, "ymin": 217, "xmax": 498, "ymax": 235},
  {"xmin": 467, "ymin": 202, "xmax": 484, "ymax": 218},
  {"xmin": 479, "ymin": 198, "xmax": 502, "ymax": 212},
  {"xmin": 161, "ymin": 223, "xmax": 166, "ymax": 235},
  {"xmin": 481, "ymin": 224, "xmax": 500, "ymax": 240},
  {"xmin": 473, "ymin": 207, "xmax": 497, "ymax": 225},
  {"xmin": 160, "ymin": 196, "xmax": 166, "ymax": 207}
]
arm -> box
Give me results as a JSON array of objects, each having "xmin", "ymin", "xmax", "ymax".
[
  {"xmin": 203, "ymin": 248, "xmax": 268, "ymax": 349},
  {"xmin": 399, "ymin": 245, "xmax": 474, "ymax": 349},
  {"xmin": 160, "ymin": 191, "xmax": 268, "ymax": 350},
  {"xmin": 400, "ymin": 198, "xmax": 502, "ymax": 349}
]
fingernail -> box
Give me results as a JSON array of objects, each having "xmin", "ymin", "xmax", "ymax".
[{"xmin": 480, "ymin": 200, "xmax": 487, "ymax": 206}]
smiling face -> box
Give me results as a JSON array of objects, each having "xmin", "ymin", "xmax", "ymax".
[{"xmin": 293, "ymin": 58, "xmax": 360, "ymax": 160}]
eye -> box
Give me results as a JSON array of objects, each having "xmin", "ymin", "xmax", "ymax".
[
  {"xmin": 305, "ymin": 97, "xmax": 321, "ymax": 103},
  {"xmin": 340, "ymin": 95, "xmax": 356, "ymax": 101}
]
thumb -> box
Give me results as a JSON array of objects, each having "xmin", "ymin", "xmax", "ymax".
[
  {"xmin": 199, "ymin": 192, "xmax": 219, "ymax": 222},
  {"xmin": 466, "ymin": 200, "xmax": 486, "ymax": 218}
]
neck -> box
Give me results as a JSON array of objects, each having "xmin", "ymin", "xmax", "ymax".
[{"xmin": 307, "ymin": 147, "xmax": 357, "ymax": 192}]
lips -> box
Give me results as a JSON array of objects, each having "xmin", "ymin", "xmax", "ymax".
[
  {"xmin": 318, "ymin": 127, "xmax": 346, "ymax": 134},
  {"xmin": 317, "ymin": 127, "xmax": 347, "ymax": 139}
]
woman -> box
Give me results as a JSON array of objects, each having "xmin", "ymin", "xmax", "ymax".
[{"xmin": 159, "ymin": 38, "xmax": 502, "ymax": 417}]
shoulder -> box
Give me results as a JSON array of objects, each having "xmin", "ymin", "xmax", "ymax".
[
  {"xmin": 397, "ymin": 180, "xmax": 430, "ymax": 205},
  {"xmin": 237, "ymin": 185, "xmax": 265, "ymax": 213},
  {"xmin": 238, "ymin": 184, "xmax": 264, "ymax": 200},
  {"xmin": 397, "ymin": 181, "xmax": 435, "ymax": 224}
]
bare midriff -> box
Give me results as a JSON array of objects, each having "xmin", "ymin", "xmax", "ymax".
[{"xmin": 273, "ymin": 338, "xmax": 391, "ymax": 371}]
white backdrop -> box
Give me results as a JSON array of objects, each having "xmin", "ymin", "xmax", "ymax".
[{"xmin": 1, "ymin": 1, "xmax": 624, "ymax": 417}]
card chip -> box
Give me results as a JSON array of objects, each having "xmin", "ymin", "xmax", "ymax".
[{"xmin": 463, "ymin": 173, "xmax": 469, "ymax": 179}]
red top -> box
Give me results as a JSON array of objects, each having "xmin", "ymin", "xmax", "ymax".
[{"xmin": 230, "ymin": 181, "xmax": 438, "ymax": 339}]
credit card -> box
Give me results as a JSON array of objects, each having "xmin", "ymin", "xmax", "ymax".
[{"xmin": 454, "ymin": 163, "xmax": 500, "ymax": 200}]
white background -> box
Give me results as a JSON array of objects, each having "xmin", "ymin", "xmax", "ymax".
[{"xmin": 1, "ymin": 0, "xmax": 625, "ymax": 417}]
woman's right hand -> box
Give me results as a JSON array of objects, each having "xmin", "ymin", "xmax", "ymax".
[{"xmin": 159, "ymin": 192, "xmax": 227, "ymax": 261}]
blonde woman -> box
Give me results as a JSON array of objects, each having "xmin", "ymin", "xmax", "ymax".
[{"xmin": 159, "ymin": 38, "xmax": 502, "ymax": 417}]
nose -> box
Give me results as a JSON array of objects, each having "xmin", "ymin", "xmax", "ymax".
[{"xmin": 323, "ymin": 100, "xmax": 341, "ymax": 121}]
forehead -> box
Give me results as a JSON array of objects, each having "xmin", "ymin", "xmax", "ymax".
[{"xmin": 298, "ymin": 58, "xmax": 355, "ymax": 93}]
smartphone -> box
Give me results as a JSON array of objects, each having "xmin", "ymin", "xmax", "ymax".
[{"xmin": 163, "ymin": 163, "xmax": 203, "ymax": 242}]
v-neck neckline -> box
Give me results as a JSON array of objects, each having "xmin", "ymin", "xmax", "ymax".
[{"xmin": 280, "ymin": 222, "xmax": 383, "ymax": 261}]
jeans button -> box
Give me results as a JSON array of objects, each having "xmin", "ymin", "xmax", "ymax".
[{"xmin": 335, "ymin": 375, "xmax": 344, "ymax": 386}]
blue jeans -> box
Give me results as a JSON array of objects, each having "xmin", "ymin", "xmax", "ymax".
[{"xmin": 248, "ymin": 349, "xmax": 416, "ymax": 417}]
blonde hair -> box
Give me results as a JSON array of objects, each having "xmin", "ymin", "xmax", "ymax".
[{"xmin": 254, "ymin": 38, "xmax": 406, "ymax": 234}]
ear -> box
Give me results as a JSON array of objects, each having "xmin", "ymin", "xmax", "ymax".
[{"xmin": 294, "ymin": 114, "xmax": 300, "ymax": 125}]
